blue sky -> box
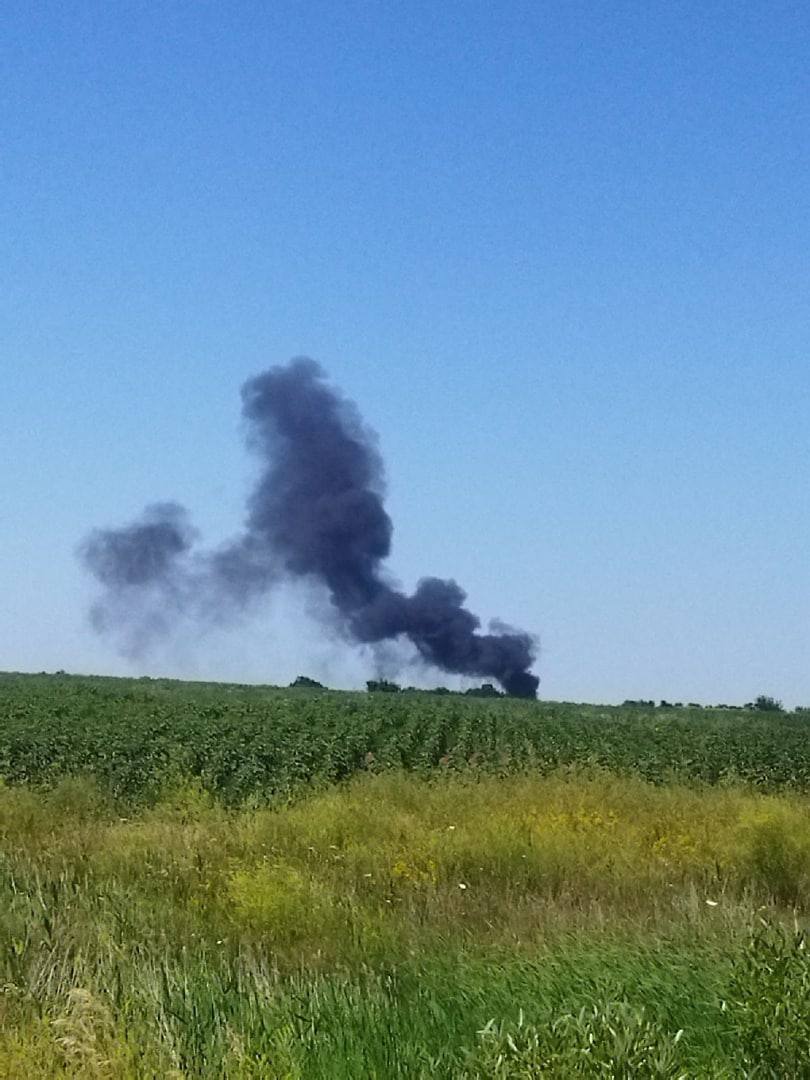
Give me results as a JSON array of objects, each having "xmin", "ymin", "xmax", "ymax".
[{"xmin": 3, "ymin": 1, "xmax": 808, "ymax": 704}]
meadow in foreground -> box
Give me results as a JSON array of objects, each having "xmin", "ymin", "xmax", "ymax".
[{"xmin": 3, "ymin": 770, "xmax": 810, "ymax": 1076}]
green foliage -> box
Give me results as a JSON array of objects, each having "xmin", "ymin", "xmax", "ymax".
[
  {"xmin": 2, "ymin": 672, "xmax": 810, "ymax": 805},
  {"xmin": 6, "ymin": 768, "xmax": 810, "ymax": 1075},
  {"xmin": 366, "ymin": 678, "xmax": 401, "ymax": 693},
  {"xmin": 464, "ymin": 683, "xmax": 503, "ymax": 698},
  {"xmin": 289, "ymin": 675, "xmax": 325, "ymax": 689},
  {"xmin": 753, "ymin": 695, "xmax": 784, "ymax": 712},
  {"xmin": 466, "ymin": 1004, "xmax": 685, "ymax": 1078},
  {"xmin": 725, "ymin": 920, "xmax": 810, "ymax": 1077},
  {"xmin": 737, "ymin": 806, "xmax": 810, "ymax": 906}
]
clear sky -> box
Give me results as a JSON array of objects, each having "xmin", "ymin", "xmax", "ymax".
[{"xmin": 3, "ymin": 2, "xmax": 808, "ymax": 705}]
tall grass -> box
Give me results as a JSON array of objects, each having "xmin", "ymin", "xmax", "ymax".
[{"xmin": 3, "ymin": 771, "xmax": 810, "ymax": 1075}]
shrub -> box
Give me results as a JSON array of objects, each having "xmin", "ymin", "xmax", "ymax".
[
  {"xmin": 753, "ymin": 695, "xmax": 783, "ymax": 713},
  {"xmin": 289, "ymin": 675, "xmax": 326, "ymax": 690},
  {"xmin": 465, "ymin": 684, "xmax": 503, "ymax": 699}
]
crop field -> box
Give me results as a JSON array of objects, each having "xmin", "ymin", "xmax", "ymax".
[
  {"xmin": 3, "ymin": 673, "xmax": 810, "ymax": 1076},
  {"xmin": 3, "ymin": 672, "xmax": 810, "ymax": 802}
]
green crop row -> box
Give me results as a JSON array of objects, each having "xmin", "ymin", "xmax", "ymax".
[{"xmin": 2, "ymin": 672, "xmax": 810, "ymax": 803}]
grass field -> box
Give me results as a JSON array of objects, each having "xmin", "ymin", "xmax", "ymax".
[{"xmin": 3, "ymin": 673, "xmax": 810, "ymax": 1076}]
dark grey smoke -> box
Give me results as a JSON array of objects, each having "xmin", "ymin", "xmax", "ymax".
[
  {"xmin": 82, "ymin": 502, "xmax": 195, "ymax": 589},
  {"xmin": 80, "ymin": 503, "xmax": 199, "ymax": 654},
  {"xmin": 82, "ymin": 358, "xmax": 539, "ymax": 696}
]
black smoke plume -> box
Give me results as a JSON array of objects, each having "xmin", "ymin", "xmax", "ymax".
[{"xmin": 81, "ymin": 359, "xmax": 539, "ymax": 697}]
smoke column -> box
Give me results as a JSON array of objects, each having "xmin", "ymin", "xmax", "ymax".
[{"xmin": 81, "ymin": 359, "xmax": 539, "ymax": 697}]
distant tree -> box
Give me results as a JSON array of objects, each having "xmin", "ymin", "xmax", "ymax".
[
  {"xmin": 623, "ymin": 699, "xmax": 655, "ymax": 708},
  {"xmin": 289, "ymin": 675, "xmax": 325, "ymax": 690},
  {"xmin": 687, "ymin": 703, "xmax": 703, "ymax": 710},
  {"xmin": 659, "ymin": 700, "xmax": 673, "ymax": 709},
  {"xmin": 432, "ymin": 686, "xmax": 451, "ymax": 695},
  {"xmin": 366, "ymin": 679, "xmax": 401, "ymax": 693},
  {"xmin": 753, "ymin": 695, "xmax": 783, "ymax": 713},
  {"xmin": 465, "ymin": 683, "xmax": 503, "ymax": 699}
]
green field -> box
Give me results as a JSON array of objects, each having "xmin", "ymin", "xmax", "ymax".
[
  {"xmin": 2, "ymin": 672, "xmax": 810, "ymax": 802},
  {"xmin": 3, "ymin": 672, "xmax": 810, "ymax": 1076}
]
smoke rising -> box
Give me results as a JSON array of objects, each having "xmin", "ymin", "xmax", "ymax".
[
  {"xmin": 81, "ymin": 359, "xmax": 539, "ymax": 696},
  {"xmin": 82, "ymin": 502, "xmax": 195, "ymax": 589}
]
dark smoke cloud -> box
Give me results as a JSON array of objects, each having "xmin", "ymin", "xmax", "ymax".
[
  {"xmin": 82, "ymin": 502, "xmax": 195, "ymax": 589},
  {"xmin": 81, "ymin": 359, "xmax": 539, "ymax": 696}
]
